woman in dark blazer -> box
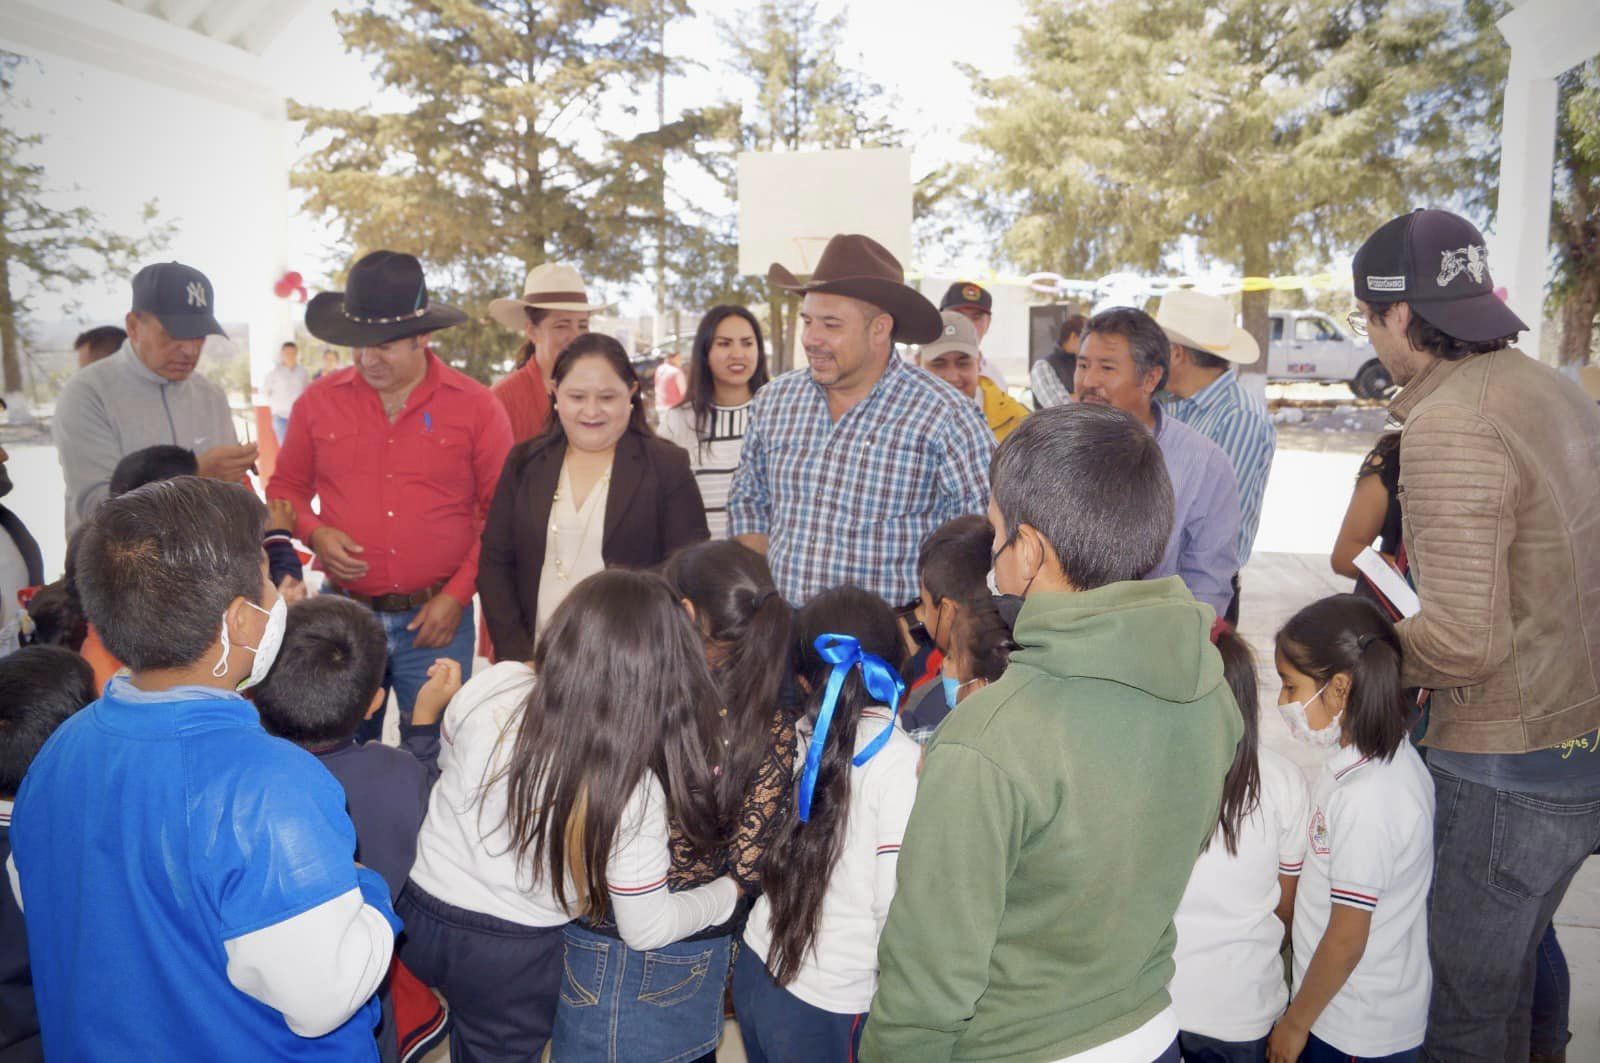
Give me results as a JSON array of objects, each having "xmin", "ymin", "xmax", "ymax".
[{"xmin": 479, "ymin": 333, "xmax": 709, "ymax": 661}]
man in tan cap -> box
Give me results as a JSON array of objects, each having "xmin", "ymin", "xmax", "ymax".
[
  {"xmin": 728, "ymin": 233, "xmax": 994, "ymax": 605},
  {"xmin": 918, "ymin": 310, "xmax": 1030, "ymax": 442},
  {"xmin": 1156, "ymin": 289, "xmax": 1274, "ymax": 623},
  {"xmin": 487, "ymin": 263, "xmax": 604, "ymax": 441}
]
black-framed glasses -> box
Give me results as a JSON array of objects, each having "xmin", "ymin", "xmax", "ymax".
[{"xmin": 1346, "ymin": 309, "xmax": 1369, "ymax": 337}]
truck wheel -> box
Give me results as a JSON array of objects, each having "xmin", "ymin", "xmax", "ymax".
[{"xmin": 1354, "ymin": 360, "xmax": 1395, "ymax": 401}]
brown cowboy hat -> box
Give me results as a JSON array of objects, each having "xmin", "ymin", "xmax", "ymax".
[{"xmin": 768, "ymin": 234, "xmax": 942, "ymax": 343}]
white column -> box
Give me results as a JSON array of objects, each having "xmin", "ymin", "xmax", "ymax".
[{"xmin": 1492, "ymin": 59, "xmax": 1559, "ymax": 362}]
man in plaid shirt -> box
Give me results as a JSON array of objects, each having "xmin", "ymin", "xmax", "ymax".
[{"xmin": 730, "ymin": 234, "xmax": 994, "ymax": 605}]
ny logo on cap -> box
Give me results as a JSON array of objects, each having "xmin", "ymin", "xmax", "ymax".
[
  {"xmin": 1437, "ymin": 245, "xmax": 1487, "ymax": 288},
  {"xmin": 186, "ymin": 281, "xmax": 208, "ymax": 308}
]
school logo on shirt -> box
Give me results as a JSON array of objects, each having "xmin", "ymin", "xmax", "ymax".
[{"xmin": 1309, "ymin": 806, "xmax": 1330, "ymax": 856}]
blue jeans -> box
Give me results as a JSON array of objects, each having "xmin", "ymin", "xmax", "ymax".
[
  {"xmin": 1179, "ymin": 1030, "xmax": 1267, "ymax": 1062},
  {"xmin": 1423, "ymin": 765, "xmax": 1600, "ymax": 1062},
  {"xmin": 730, "ymin": 946, "xmax": 862, "ymax": 1063},
  {"xmin": 552, "ymin": 924, "xmax": 731, "ymax": 1063},
  {"xmin": 272, "ymin": 414, "xmax": 289, "ymax": 442},
  {"xmin": 1302, "ymin": 1032, "xmax": 1417, "ymax": 1062},
  {"xmin": 354, "ymin": 598, "xmax": 475, "ymax": 744},
  {"xmin": 1531, "ymin": 922, "xmax": 1571, "ymax": 1056}
]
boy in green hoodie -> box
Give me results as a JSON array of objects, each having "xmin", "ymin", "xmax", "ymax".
[{"xmin": 863, "ymin": 402, "xmax": 1243, "ymax": 1062}]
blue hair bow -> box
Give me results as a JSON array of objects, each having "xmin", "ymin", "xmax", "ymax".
[{"xmin": 797, "ymin": 633, "xmax": 906, "ymax": 823}]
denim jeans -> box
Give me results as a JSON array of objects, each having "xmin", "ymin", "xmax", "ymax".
[
  {"xmin": 552, "ymin": 924, "xmax": 731, "ymax": 1063},
  {"xmin": 271, "ymin": 414, "xmax": 290, "ymax": 443},
  {"xmin": 1530, "ymin": 922, "xmax": 1571, "ymax": 1056},
  {"xmin": 1423, "ymin": 765, "xmax": 1600, "ymax": 1062},
  {"xmin": 1303, "ymin": 1033, "xmax": 1418, "ymax": 1062},
  {"xmin": 355, "ymin": 598, "xmax": 475, "ymax": 745},
  {"xmin": 1178, "ymin": 1030, "xmax": 1267, "ymax": 1062}
]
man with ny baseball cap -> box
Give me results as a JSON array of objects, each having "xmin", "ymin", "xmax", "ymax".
[
  {"xmin": 918, "ymin": 310, "xmax": 1030, "ymax": 442},
  {"xmin": 1345, "ymin": 209, "xmax": 1600, "ymax": 1061},
  {"xmin": 940, "ymin": 280, "xmax": 1011, "ymax": 391},
  {"xmin": 53, "ymin": 262, "xmax": 258, "ymax": 535}
]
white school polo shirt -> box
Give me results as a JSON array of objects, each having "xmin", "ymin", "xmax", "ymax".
[
  {"xmin": 1171, "ymin": 746, "xmax": 1311, "ymax": 1041},
  {"xmin": 744, "ymin": 708, "xmax": 920, "ymax": 1014},
  {"xmin": 1291, "ymin": 741, "xmax": 1434, "ymax": 1056}
]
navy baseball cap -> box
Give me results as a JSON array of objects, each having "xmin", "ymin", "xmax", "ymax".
[
  {"xmin": 130, "ymin": 262, "xmax": 226, "ymax": 341},
  {"xmin": 1352, "ymin": 209, "xmax": 1526, "ymax": 343},
  {"xmin": 940, "ymin": 281, "xmax": 994, "ymax": 314}
]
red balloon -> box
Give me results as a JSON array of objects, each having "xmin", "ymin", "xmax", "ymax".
[
  {"xmin": 294, "ymin": 286, "xmax": 308, "ymax": 303},
  {"xmin": 285, "ymin": 271, "xmax": 303, "ymax": 287},
  {"xmin": 273, "ymin": 278, "xmax": 294, "ymax": 298},
  {"xmin": 1493, "ymin": 286, "xmax": 1509, "ymax": 302}
]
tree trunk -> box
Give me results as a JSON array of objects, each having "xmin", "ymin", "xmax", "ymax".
[
  {"xmin": 1557, "ymin": 266, "xmax": 1600, "ymax": 366},
  {"xmin": 1239, "ymin": 233, "xmax": 1271, "ymax": 381},
  {"xmin": 0, "ymin": 243, "xmax": 22, "ymax": 396}
]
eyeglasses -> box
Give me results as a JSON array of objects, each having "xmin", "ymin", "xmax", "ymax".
[{"xmin": 1346, "ymin": 310, "xmax": 1369, "ymax": 337}]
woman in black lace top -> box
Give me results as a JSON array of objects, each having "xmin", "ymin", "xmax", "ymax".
[{"xmin": 1332, "ymin": 431, "xmax": 1403, "ymax": 581}]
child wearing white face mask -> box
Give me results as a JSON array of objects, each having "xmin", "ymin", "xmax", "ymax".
[{"xmin": 1266, "ymin": 594, "xmax": 1433, "ymax": 1063}]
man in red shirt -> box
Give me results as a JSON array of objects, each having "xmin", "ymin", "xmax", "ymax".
[
  {"xmin": 270, "ymin": 251, "xmax": 513, "ymax": 740},
  {"xmin": 487, "ymin": 262, "xmax": 603, "ymax": 442}
]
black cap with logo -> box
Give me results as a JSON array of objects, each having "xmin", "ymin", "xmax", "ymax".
[
  {"xmin": 1352, "ymin": 209, "xmax": 1526, "ymax": 343},
  {"xmin": 130, "ymin": 262, "xmax": 226, "ymax": 341},
  {"xmin": 939, "ymin": 281, "xmax": 993, "ymax": 314}
]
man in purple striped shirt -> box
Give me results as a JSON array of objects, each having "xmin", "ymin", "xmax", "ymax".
[{"xmin": 1074, "ymin": 308, "xmax": 1241, "ymax": 617}]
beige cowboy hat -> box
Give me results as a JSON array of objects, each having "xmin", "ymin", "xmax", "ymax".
[
  {"xmin": 1580, "ymin": 364, "xmax": 1600, "ymax": 402},
  {"xmin": 768, "ymin": 234, "xmax": 943, "ymax": 344},
  {"xmin": 1155, "ymin": 289, "xmax": 1260, "ymax": 365},
  {"xmin": 489, "ymin": 263, "xmax": 606, "ymax": 331}
]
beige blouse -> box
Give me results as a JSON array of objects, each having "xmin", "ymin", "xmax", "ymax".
[{"xmin": 535, "ymin": 460, "xmax": 611, "ymax": 632}]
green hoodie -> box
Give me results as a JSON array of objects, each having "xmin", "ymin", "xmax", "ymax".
[{"xmin": 861, "ymin": 578, "xmax": 1243, "ymax": 1062}]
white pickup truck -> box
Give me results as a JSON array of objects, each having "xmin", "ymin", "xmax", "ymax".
[{"xmin": 1266, "ymin": 309, "xmax": 1394, "ymax": 398}]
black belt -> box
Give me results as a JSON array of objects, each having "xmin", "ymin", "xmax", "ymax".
[{"xmin": 330, "ymin": 582, "xmax": 443, "ymax": 613}]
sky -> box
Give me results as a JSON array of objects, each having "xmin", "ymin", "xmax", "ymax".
[{"xmin": 4, "ymin": 0, "xmax": 1027, "ymax": 332}]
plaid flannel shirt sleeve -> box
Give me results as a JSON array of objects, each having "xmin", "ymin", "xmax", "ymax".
[
  {"xmin": 726, "ymin": 399, "xmax": 770, "ymax": 538},
  {"xmin": 934, "ymin": 397, "xmax": 996, "ymax": 522}
]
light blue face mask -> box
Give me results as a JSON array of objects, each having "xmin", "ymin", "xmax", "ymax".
[{"xmin": 943, "ymin": 674, "xmax": 962, "ymax": 709}]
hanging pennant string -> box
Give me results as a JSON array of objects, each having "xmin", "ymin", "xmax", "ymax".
[
  {"xmin": 906, "ymin": 267, "xmax": 1351, "ymax": 299},
  {"xmin": 796, "ymin": 633, "xmax": 906, "ymax": 824}
]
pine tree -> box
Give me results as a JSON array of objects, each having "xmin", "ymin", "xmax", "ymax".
[
  {"xmin": 968, "ymin": 0, "xmax": 1509, "ymax": 356},
  {"xmin": 291, "ymin": 0, "xmax": 703, "ymax": 380},
  {"xmin": 1552, "ymin": 60, "xmax": 1600, "ymax": 367}
]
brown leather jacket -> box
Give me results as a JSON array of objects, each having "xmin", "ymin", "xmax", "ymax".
[{"xmin": 1392, "ymin": 348, "xmax": 1600, "ymax": 753}]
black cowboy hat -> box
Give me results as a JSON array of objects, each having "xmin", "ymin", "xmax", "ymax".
[
  {"xmin": 305, "ymin": 251, "xmax": 468, "ymax": 347},
  {"xmin": 768, "ymin": 234, "xmax": 942, "ymax": 344}
]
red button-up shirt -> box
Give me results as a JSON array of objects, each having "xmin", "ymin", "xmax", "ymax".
[
  {"xmin": 268, "ymin": 354, "xmax": 514, "ymax": 606},
  {"xmin": 491, "ymin": 358, "xmax": 551, "ymax": 443}
]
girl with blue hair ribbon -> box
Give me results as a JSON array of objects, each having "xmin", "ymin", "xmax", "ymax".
[{"xmin": 733, "ymin": 587, "xmax": 922, "ymax": 1063}]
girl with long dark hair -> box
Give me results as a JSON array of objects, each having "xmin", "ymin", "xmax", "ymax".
[
  {"xmin": 1265, "ymin": 595, "xmax": 1432, "ymax": 1063},
  {"xmin": 478, "ymin": 332, "xmax": 709, "ymax": 661},
  {"xmin": 733, "ymin": 587, "xmax": 920, "ymax": 1062},
  {"xmin": 554, "ymin": 540, "xmax": 796, "ymax": 1060},
  {"xmin": 1170, "ymin": 627, "xmax": 1311, "ymax": 1059},
  {"xmin": 659, "ymin": 306, "xmax": 770, "ymax": 536},
  {"xmin": 399, "ymin": 570, "xmax": 735, "ymax": 1063}
]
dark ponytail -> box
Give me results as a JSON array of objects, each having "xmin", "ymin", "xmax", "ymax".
[
  {"xmin": 761, "ymin": 586, "xmax": 906, "ymax": 986},
  {"xmin": 1276, "ymin": 594, "xmax": 1409, "ymax": 762},
  {"xmin": 663, "ymin": 540, "xmax": 793, "ymax": 817},
  {"xmin": 1207, "ymin": 627, "xmax": 1261, "ymax": 856}
]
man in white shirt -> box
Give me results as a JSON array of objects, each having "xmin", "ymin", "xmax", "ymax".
[{"xmin": 263, "ymin": 341, "xmax": 310, "ymax": 442}]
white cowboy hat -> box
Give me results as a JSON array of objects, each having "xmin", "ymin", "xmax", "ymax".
[
  {"xmin": 1155, "ymin": 289, "xmax": 1260, "ymax": 365},
  {"xmin": 1580, "ymin": 364, "xmax": 1600, "ymax": 402},
  {"xmin": 488, "ymin": 263, "xmax": 606, "ymax": 331}
]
